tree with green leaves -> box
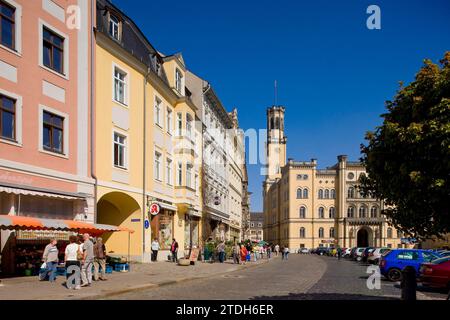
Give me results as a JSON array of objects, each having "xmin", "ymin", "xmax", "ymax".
[{"xmin": 360, "ymin": 52, "xmax": 450, "ymax": 240}]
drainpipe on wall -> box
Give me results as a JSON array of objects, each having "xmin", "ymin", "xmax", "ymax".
[
  {"xmin": 90, "ymin": 0, "xmax": 98, "ymax": 222},
  {"xmin": 143, "ymin": 66, "xmax": 152, "ymax": 261}
]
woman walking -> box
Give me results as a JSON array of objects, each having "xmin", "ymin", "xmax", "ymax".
[
  {"xmin": 240, "ymin": 245, "xmax": 247, "ymax": 265},
  {"xmin": 65, "ymin": 235, "xmax": 81, "ymax": 290}
]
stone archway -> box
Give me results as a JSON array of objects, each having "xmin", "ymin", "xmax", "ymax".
[
  {"xmin": 357, "ymin": 227, "xmax": 373, "ymax": 247},
  {"xmin": 97, "ymin": 192, "xmax": 141, "ymax": 258}
]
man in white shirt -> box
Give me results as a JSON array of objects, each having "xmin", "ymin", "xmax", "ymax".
[{"xmin": 151, "ymin": 238, "xmax": 160, "ymax": 262}]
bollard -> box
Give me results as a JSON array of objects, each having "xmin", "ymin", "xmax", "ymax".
[{"xmin": 400, "ymin": 266, "xmax": 417, "ymax": 300}]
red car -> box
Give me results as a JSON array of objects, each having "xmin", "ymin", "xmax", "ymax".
[{"xmin": 419, "ymin": 257, "xmax": 450, "ymax": 289}]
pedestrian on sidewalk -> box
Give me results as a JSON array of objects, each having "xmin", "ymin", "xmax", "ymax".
[
  {"xmin": 259, "ymin": 246, "xmax": 264, "ymax": 259},
  {"xmin": 42, "ymin": 239, "xmax": 59, "ymax": 283},
  {"xmin": 275, "ymin": 244, "xmax": 280, "ymax": 257},
  {"xmin": 65, "ymin": 235, "xmax": 81, "ymax": 289},
  {"xmin": 233, "ymin": 242, "xmax": 240, "ymax": 264},
  {"xmin": 240, "ymin": 245, "xmax": 247, "ymax": 265},
  {"xmin": 217, "ymin": 241, "xmax": 225, "ymax": 263},
  {"xmin": 266, "ymin": 245, "xmax": 271, "ymax": 259},
  {"xmin": 337, "ymin": 247, "xmax": 342, "ymax": 261},
  {"xmin": 81, "ymin": 233, "xmax": 94, "ymax": 287},
  {"xmin": 93, "ymin": 237, "xmax": 107, "ymax": 281},
  {"xmin": 151, "ymin": 238, "xmax": 160, "ymax": 262},
  {"xmin": 253, "ymin": 245, "xmax": 258, "ymax": 262},
  {"xmin": 283, "ymin": 246, "xmax": 290, "ymax": 260},
  {"xmin": 281, "ymin": 245, "xmax": 285, "ymax": 260},
  {"xmin": 170, "ymin": 239, "xmax": 179, "ymax": 263}
]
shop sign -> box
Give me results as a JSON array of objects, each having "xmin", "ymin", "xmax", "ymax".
[
  {"xmin": 149, "ymin": 203, "xmax": 161, "ymax": 216},
  {"xmin": 16, "ymin": 230, "xmax": 73, "ymax": 241},
  {"xmin": 189, "ymin": 248, "xmax": 200, "ymax": 262}
]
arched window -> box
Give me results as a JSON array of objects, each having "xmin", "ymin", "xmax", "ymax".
[
  {"xmin": 329, "ymin": 227, "xmax": 335, "ymax": 238},
  {"xmin": 324, "ymin": 189, "xmax": 330, "ymax": 199},
  {"xmin": 296, "ymin": 188, "xmax": 302, "ymax": 199},
  {"xmin": 387, "ymin": 228, "xmax": 393, "ymax": 238},
  {"xmin": 329, "ymin": 207, "xmax": 335, "ymax": 219},
  {"xmin": 318, "ymin": 189, "xmax": 324, "ymax": 199},
  {"xmin": 303, "ymin": 189, "xmax": 308, "ymax": 199},
  {"xmin": 300, "ymin": 227, "xmax": 306, "ymax": 238},
  {"xmin": 348, "ymin": 187, "xmax": 355, "ymax": 199},
  {"xmin": 370, "ymin": 206, "xmax": 378, "ymax": 218},
  {"xmin": 397, "ymin": 230, "xmax": 403, "ymax": 239},
  {"xmin": 318, "ymin": 228, "xmax": 324, "ymax": 238},
  {"xmin": 359, "ymin": 206, "xmax": 367, "ymax": 218},
  {"xmin": 318, "ymin": 207, "xmax": 325, "ymax": 219},
  {"xmin": 299, "ymin": 206, "xmax": 306, "ymax": 219},
  {"xmin": 330, "ymin": 189, "xmax": 336, "ymax": 199},
  {"xmin": 347, "ymin": 206, "xmax": 355, "ymax": 218}
]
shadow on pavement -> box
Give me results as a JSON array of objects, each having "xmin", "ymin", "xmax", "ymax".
[{"xmin": 250, "ymin": 292, "xmax": 398, "ymax": 300}]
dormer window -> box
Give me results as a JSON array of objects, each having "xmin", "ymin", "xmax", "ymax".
[
  {"xmin": 175, "ymin": 68, "xmax": 183, "ymax": 94},
  {"xmin": 108, "ymin": 13, "xmax": 120, "ymax": 41}
]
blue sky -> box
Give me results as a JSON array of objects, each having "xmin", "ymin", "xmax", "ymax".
[{"xmin": 113, "ymin": 0, "xmax": 450, "ymax": 211}]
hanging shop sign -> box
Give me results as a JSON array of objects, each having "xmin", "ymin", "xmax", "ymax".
[
  {"xmin": 16, "ymin": 230, "xmax": 74, "ymax": 241},
  {"xmin": 149, "ymin": 203, "xmax": 161, "ymax": 216}
]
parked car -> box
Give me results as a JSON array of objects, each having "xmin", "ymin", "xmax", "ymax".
[
  {"xmin": 315, "ymin": 247, "xmax": 329, "ymax": 256},
  {"xmin": 380, "ymin": 249, "xmax": 441, "ymax": 282},
  {"xmin": 354, "ymin": 248, "xmax": 366, "ymax": 261},
  {"xmin": 419, "ymin": 256, "xmax": 450, "ymax": 290},
  {"xmin": 368, "ymin": 248, "xmax": 391, "ymax": 265},
  {"xmin": 361, "ymin": 247, "xmax": 376, "ymax": 263},
  {"xmin": 438, "ymin": 251, "xmax": 450, "ymax": 258},
  {"xmin": 343, "ymin": 248, "xmax": 352, "ymax": 258},
  {"xmin": 348, "ymin": 247, "xmax": 358, "ymax": 259},
  {"xmin": 298, "ymin": 248, "xmax": 310, "ymax": 254}
]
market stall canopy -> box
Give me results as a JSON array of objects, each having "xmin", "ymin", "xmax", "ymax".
[
  {"xmin": 0, "ymin": 215, "xmax": 134, "ymax": 234},
  {"xmin": 0, "ymin": 186, "xmax": 81, "ymax": 200}
]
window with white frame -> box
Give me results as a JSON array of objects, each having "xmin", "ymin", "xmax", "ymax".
[
  {"xmin": 0, "ymin": 94, "xmax": 16, "ymax": 141},
  {"xmin": 154, "ymin": 151, "xmax": 162, "ymax": 181},
  {"xmin": 154, "ymin": 96, "xmax": 162, "ymax": 127},
  {"xmin": 42, "ymin": 26, "xmax": 64, "ymax": 75},
  {"xmin": 194, "ymin": 173, "xmax": 198, "ymax": 191},
  {"xmin": 186, "ymin": 113, "xmax": 192, "ymax": 139},
  {"xmin": 166, "ymin": 107, "xmax": 172, "ymax": 134},
  {"xmin": 166, "ymin": 158, "xmax": 172, "ymax": 185},
  {"xmin": 114, "ymin": 67, "xmax": 127, "ymax": 104},
  {"xmin": 175, "ymin": 68, "xmax": 183, "ymax": 94},
  {"xmin": 113, "ymin": 132, "xmax": 126, "ymax": 169},
  {"xmin": 108, "ymin": 13, "xmax": 120, "ymax": 41},
  {"xmin": 177, "ymin": 162, "xmax": 182, "ymax": 186},
  {"xmin": 186, "ymin": 163, "xmax": 192, "ymax": 188},
  {"xmin": 0, "ymin": 0, "xmax": 16, "ymax": 50},
  {"xmin": 176, "ymin": 113, "xmax": 182, "ymax": 136}
]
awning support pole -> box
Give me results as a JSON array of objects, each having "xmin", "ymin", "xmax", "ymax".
[{"xmin": 128, "ymin": 231, "xmax": 131, "ymax": 271}]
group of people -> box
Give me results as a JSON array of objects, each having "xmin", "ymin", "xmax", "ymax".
[
  {"xmin": 41, "ymin": 233, "xmax": 108, "ymax": 289},
  {"xmin": 150, "ymin": 238, "xmax": 179, "ymax": 263},
  {"xmin": 231, "ymin": 243, "xmax": 273, "ymax": 265}
]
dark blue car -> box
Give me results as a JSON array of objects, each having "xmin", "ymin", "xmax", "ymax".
[{"xmin": 379, "ymin": 249, "xmax": 440, "ymax": 282}]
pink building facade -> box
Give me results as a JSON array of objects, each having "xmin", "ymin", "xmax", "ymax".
[{"xmin": 0, "ymin": 0, "xmax": 95, "ymax": 273}]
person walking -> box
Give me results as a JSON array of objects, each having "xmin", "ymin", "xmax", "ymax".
[
  {"xmin": 42, "ymin": 239, "xmax": 59, "ymax": 283},
  {"xmin": 93, "ymin": 237, "xmax": 107, "ymax": 281},
  {"xmin": 81, "ymin": 233, "xmax": 94, "ymax": 287},
  {"xmin": 217, "ymin": 241, "xmax": 226, "ymax": 263},
  {"xmin": 233, "ymin": 242, "xmax": 240, "ymax": 264},
  {"xmin": 170, "ymin": 238, "xmax": 179, "ymax": 263},
  {"xmin": 266, "ymin": 245, "xmax": 271, "ymax": 259},
  {"xmin": 275, "ymin": 244, "xmax": 280, "ymax": 257},
  {"xmin": 281, "ymin": 245, "xmax": 285, "ymax": 260},
  {"xmin": 259, "ymin": 246, "xmax": 265, "ymax": 259},
  {"xmin": 240, "ymin": 245, "xmax": 247, "ymax": 265},
  {"xmin": 337, "ymin": 247, "xmax": 342, "ymax": 261},
  {"xmin": 283, "ymin": 246, "xmax": 290, "ymax": 260},
  {"xmin": 65, "ymin": 235, "xmax": 81, "ymax": 289},
  {"xmin": 151, "ymin": 238, "xmax": 160, "ymax": 262}
]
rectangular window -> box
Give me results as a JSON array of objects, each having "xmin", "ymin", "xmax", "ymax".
[
  {"xmin": 113, "ymin": 132, "xmax": 126, "ymax": 168},
  {"xmin": 186, "ymin": 114, "xmax": 192, "ymax": 140},
  {"xmin": 175, "ymin": 68, "xmax": 183, "ymax": 93},
  {"xmin": 114, "ymin": 67, "xmax": 127, "ymax": 104},
  {"xmin": 166, "ymin": 158, "xmax": 172, "ymax": 185},
  {"xmin": 176, "ymin": 113, "xmax": 182, "ymax": 136},
  {"xmin": 0, "ymin": 94, "xmax": 15, "ymax": 141},
  {"xmin": 186, "ymin": 163, "xmax": 192, "ymax": 188},
  {"xmin": 108, "ymin": 13, "xmax": 120, "ymax": 40},
  {"xmin": 154, "ymin": 97, "xmax": 162, "ymax": 126},
  {"xmin": 43, "ymin": 27, "xmax": 64, "ymax": 74},
  {"xmin": 154, "ymin": 152, "xmax": 162, "ymax": 181},
  {"xmin": 0, "ymin": 0, "xmax": 15, "ymax": 49},
  {"xmin": 166, "ymin": 107, "xmax": 172, "ymax": 134},
  {"xmin": 177, "ymin": 162, "xmax": 182, "ymax": 186},
  {"xmin": 194, "ymin": 173, "xmax": 198, "ymax": 191},
  {"xmin": 43, "ymin": 111, "xmax": 64, "ymax": 154}
]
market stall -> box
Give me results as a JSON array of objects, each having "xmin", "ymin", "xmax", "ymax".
[{"xmin": 0, "ymin": 215, "xmax": 134, "ymax": 277}]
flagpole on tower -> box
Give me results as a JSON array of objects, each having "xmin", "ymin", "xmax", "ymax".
[{"xmin": 274, "ymin": 80, "xmax": 278, "ymax": 106}]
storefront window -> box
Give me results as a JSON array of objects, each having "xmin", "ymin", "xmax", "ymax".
[
  {"xmin": 184, "ymin": 215, "xmax": 199, "ymax": 249},
  {"xmin": 156, "ymin": 211, "xmax": 173, "ymax": 250}
]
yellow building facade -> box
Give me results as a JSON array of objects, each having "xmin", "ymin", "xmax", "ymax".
[
  {"xmin": 94, "ymin": 0, "xmax": 202, "ymax": 262},
  {"xmin": 263, "ymin": 106, "xmax": 404, "ymax": 251}
]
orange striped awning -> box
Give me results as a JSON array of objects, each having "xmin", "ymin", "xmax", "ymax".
[{"xmin": 0, "ymin": 215, "xmax": 134, "ymax": 234}]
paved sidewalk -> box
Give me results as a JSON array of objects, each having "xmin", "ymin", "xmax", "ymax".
[{"xmin": 0, "ymin": 258, "xmax": 272, "ymax": 300}]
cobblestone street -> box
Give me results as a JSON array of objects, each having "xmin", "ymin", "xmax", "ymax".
[{"xmin": 107, "ymin": 254, "xmax": 448, "ymax": 300}]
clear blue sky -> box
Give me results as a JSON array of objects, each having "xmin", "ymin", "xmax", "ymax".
[{"xmin": 113, "ymin": 0, "xmax": 450, "ymax": 211}]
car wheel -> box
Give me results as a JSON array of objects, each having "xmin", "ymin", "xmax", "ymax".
[
  {"xmin": 387, "ymin": 268, "xmax": 402, "ymax": 282},
  {"xmin": 356, "ymin": 256, "xmax": 362, "ymax": 262}
]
